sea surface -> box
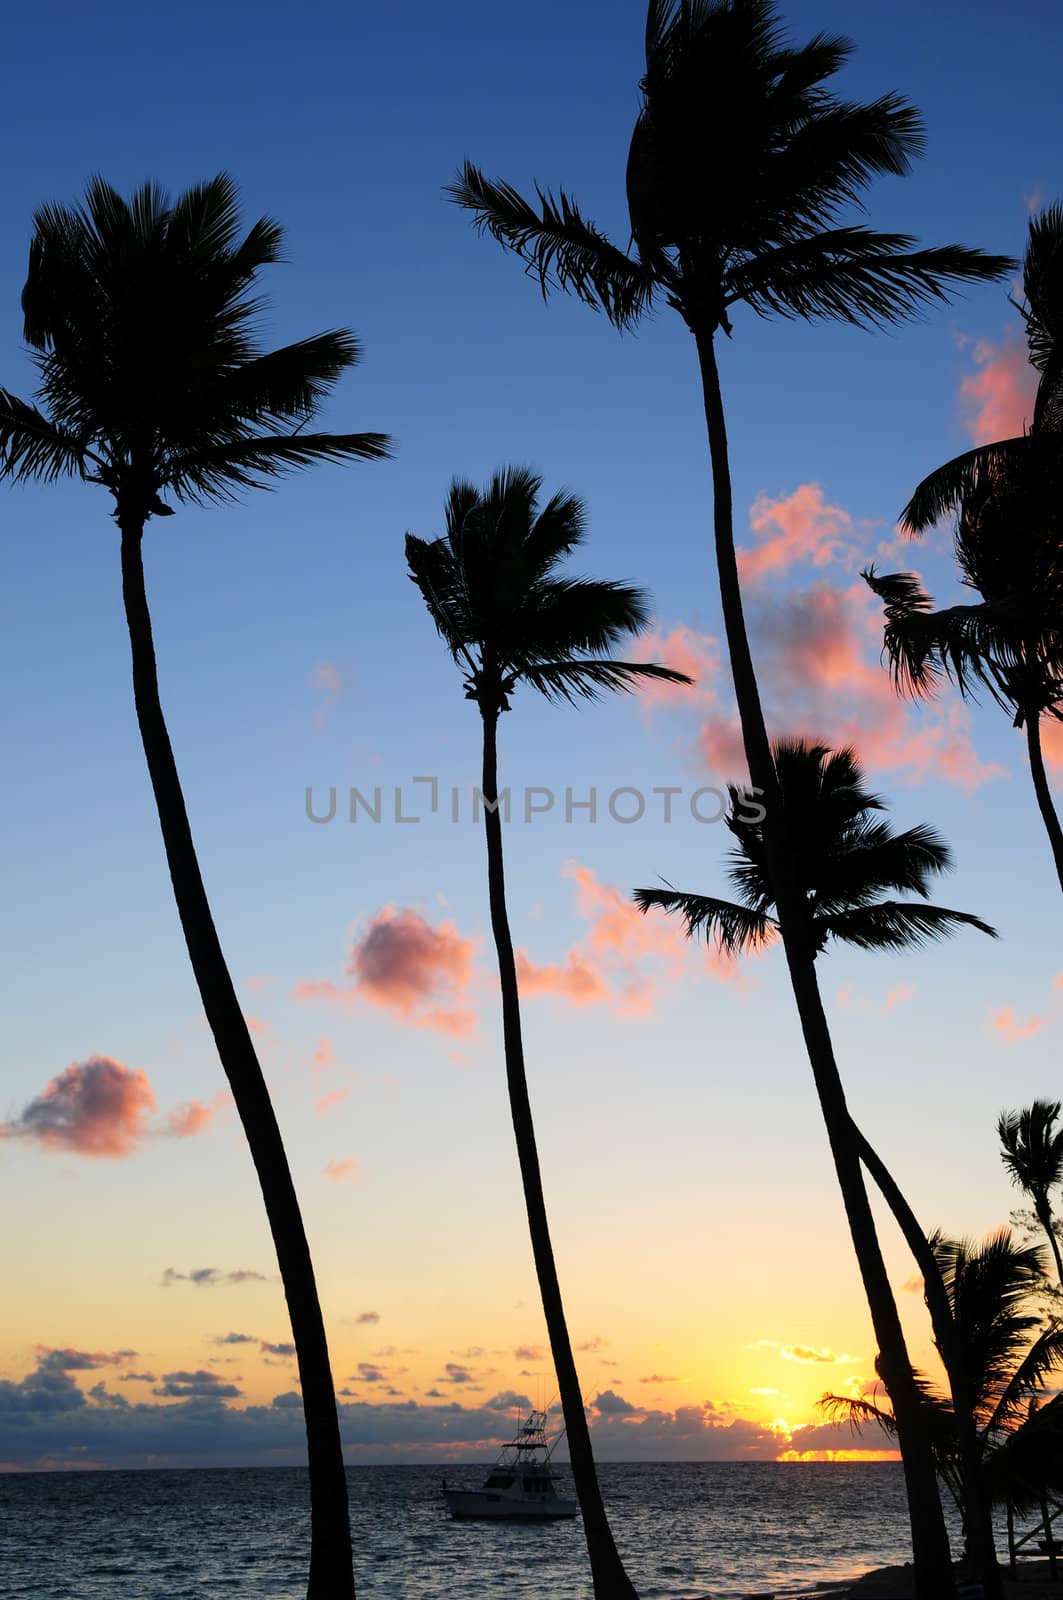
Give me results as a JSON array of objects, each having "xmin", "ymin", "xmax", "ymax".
[{"xmin": 0, "ymin": 1461, "xmax": 950, "ymax": 1599}]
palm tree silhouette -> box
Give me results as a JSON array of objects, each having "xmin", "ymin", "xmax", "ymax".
[
  {"xmin": 866, "ymin": 206, "xmax": 1063, "ymax": 894},
  {"xmin": 999, "ymin": 1102, "xmax": 1063, "ymax": 1288},
  {"xmin": 406, "ymin": 467, "xmax": 689, "ymax": 1600},
  {"xmin": 634, "ymin": 739, "xmax": 995, "ymax": 956},
  {"xmin": 635, "ymin": 737, "xmax": 1002, "ymax": 1597},
  {"xmin": 447, "ymin": 9, "xmax": 1010, "ymax": 1589},
  {"xmin": 0, "ymin": 176, "xmax": 390, "ymax": 1600},
  {"xmin": 822, "ymin": 1231, "xmax": 1063, "ymax": 1566}
]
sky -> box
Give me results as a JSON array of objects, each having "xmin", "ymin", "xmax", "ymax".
[{"xmin": 1, "ymin": 0, "xmax": 1062, "ymax": 1472}]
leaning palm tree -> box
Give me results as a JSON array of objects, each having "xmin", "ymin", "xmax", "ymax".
[
  {"xmin": 406, "ymin": 467, "xmax": 690, "ymax": 1600},
  {"xmin": 822, "ymin": 1231, "xmax": 1063, "ymax": 1570},
  {"xmin": 999, "ymin": 1102, "xmax": 1063, "ymax": 1287},
  {"xmin": 0, "ymin": 176, "xmax": 390, "ymax": 1600},
  {"xmin": 635, "ymin": 737, "xmax": 1002, "ymax": 1597},
  {"xmin": 448, "ymin": 8, "xmax": 1010, "ymax": 1589},
  {"xmin": 866, "ymin": 207, "xmax": 1063, "ymax": 894}
]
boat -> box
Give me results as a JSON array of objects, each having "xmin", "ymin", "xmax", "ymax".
[{"xmin": 442, "ymin": 1407, "xmax": 578, "ymax": 1520}]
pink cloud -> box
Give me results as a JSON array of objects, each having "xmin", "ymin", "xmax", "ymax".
[
  {"xmin": 310, "ymin": 662, "xmax": 346, "ymax": 730},
  {"xmin": 1040, "ymin": 717, "xmax": 1063, "ymax": 772},
  {"xmin": 295, "ymin": 907, "xmax": 478, "ymax": 1035},
  {"xmin": 0, "ymin": 1057, "xmax": 156, "ymax": 1157},
  {"xmin": 315, "ymin": 1087, "xmax": 351, "ymax": 1116},
  {"xmin": 959, "ymin": 333, "xmax": 1036, "ymax": 443},
  {"xmin": 515, "ymin": 950, "xmax": 611, "ymax": 1006},
  {"xmin": 635, "ymin": 624, "xmax": 723, "ymax": 706},
  {"xmin": 515, "ymin": 862, "xmax": 744, "ymax": 1018},
  {"xmin": 738, "ymin": 484, "xmax": 856, "ymax": 583},
  {"xmin": 1, "ymin": 1057, "xmax": 226, "ymax": 1158},
  {"xmin": 166, "ymin": 1092, "xmax": 228, "ymax": 1139},
  {"xmin": 694, "ymin": 580, "xmax": 1001, "ymax": 791},
  {"xmin": 988, "ymin": 1006, "xmax": 1047, "ymax": 1042},
  {"xmin": 245, "ymin": 1016, "xmax": 269, "ymax": 1039},
  {"xmin": 837, "ymin": 981, "xmax": 917, "ymax": 1016},
  {"xmin": 311, "ymin": 1037, "xmax": 335, "ymax": 1074},
  {"xmin": 324, "ymin": 1158, "xmax": 363, "ymax": 1183},
  {"xmin": 640, "ymin": 487, "xmax": 999, "ymax": 792}
]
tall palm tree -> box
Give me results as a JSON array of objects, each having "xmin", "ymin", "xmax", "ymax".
[
  {"xmin": 0, "ymin": 176, "xmax": 390, "ymax": 1600},
  {"xmin": 866, "ymin": 206, "xmax": 1063, "ymax": 894},
  {"xmin": 406, "ymin": 467, "xmax": 690, "ymax": 1600},
  {"xmin": 822, "ymin": 1231, "xmax": 1063, "ymax": 1565},
  {"xmin": 999, "ymin": 1102, "xmax": 1063, "ymax": 1287},
  {"xmin": 447, "ymin": 9, "xmax": 1010, "ymax": 1589},
  {"xmin": 634, "ymin": 737, "xmax": 1003, "ymax": 1598}
]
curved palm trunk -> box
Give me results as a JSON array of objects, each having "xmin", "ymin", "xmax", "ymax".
[
  {"xmin": 856, "ymin": 1128, "xmax": 1003, "ymax": 1600},
  {"xmin": 479, "ymin": 706, "xmax": 638, "ymax": 1600},
  {"xmin": 1024, "ymin": 706, "xmax": 1063, "ymax": 898},
  {"xmin": 120, "ymin": 518, "xmax": 353, "ymax": 1600},
  {"xmin": 693, "ymin": 329, "xmax": 955, "ymax": 1600},
  {"xmin": 1033, "ymin": 1191, "xmax": 1063, "ymax": 1287}
]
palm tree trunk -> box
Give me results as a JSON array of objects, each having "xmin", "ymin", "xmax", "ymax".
[
  {"xmin": 479, "ymin": 705, "xmax": 638, "ymax": 1600},
  {"xmin": 119, "ymin": 517, "xmax": 353, "ymax": 1600},
  {"xmin": 856, "ymin": 1128, "xmax": 1002, "ymax": 1600},
  {"xmin": 693, "ymin": 328, "xmax": 955, "ymax": 1600},
  {"xmin": 1034, "ymin": 1193, "xmax": 1063, "ymax": 1288},
  {"xmin": 1024, "ymin": 705, "xmax": 1063, "ymax": 897}
]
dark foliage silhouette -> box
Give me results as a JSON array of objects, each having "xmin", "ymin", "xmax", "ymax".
[
  {"xmin": 407, "ymin": 466, "xmax": 689, "ymax": 1600},
  {"xmin": 448, "ymin": 8, "xmax": 1011, "ymax": 1588},
  {"xmin": 866, "ymin": 206, "xmax": 1063, "ymax": 894},
  {"xmin": 999, "ymin": 1102, "xmax": 1063, "ymax": 1287},
  {"xmin": 0, "ymin": 175, "xmax": 390, "ymax": 1600}
]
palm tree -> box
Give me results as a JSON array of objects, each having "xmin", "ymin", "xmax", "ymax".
[
  {"xmin": 634, "ymin": 739, "xmax": 996, "ymax": 956},
  {"xmin": 0, "ymin": 176, "xmax": 390, "ymax": 1600},
  {"xmin": 406, "ymin": 466, "xmax": 690, "ymax": 1600},
  {"xmin": 447, "ymin": 8, "xmax": 1010, "ymax": 1589},
  {"xmin": 999, "ymin": 1102, "xmax": 1063, "ymax": 1287},
  {"xmin": 635, "ymin": 737, "xmax": 1002, "ymax": 1598},
  {"xmin": 822, "ymin": 1230, "xmax": 1063, "ymax": 1570},
  {"xmin": 865, "ymin": 206, "xmax": 1063, "ymax": 894}
]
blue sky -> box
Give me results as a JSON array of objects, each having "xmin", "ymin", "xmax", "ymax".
[{"xmin": 1, "ymin": 0, "xmax": 1061, "ymax": 1470}]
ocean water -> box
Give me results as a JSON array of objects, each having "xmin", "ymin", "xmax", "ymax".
[{"xmin": 0, "ymin": 1461, "xmax": 935, "ymax": 1599}]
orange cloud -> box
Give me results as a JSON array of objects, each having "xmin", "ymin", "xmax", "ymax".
[
  {"xmin": 641, "ymin": 487, "xmax": 1001, "ymax": 791},
  {"xmin": 1040, "ymin": 716, "xmax": 1063, "ymax": 772},
  {"xmin": 315, "ymin": 1087, "xmax": 351, "ymax": 1116},
  {"xmin": 295, "ymin": 907, "xmax": 478, "ymax": 1035},
  {"xmin": 515, "ymin": 862, "xmax": 745, "ymax": 1017},
  {"xmin": 694, "ymin": 580, "xmax": 1001, "ymax": 790},
  {"xmin": 310, "ymin": 662, "xmax": 346, "ymax": 730},
  {"xmin": 988, "ymin": 1006, "xmax": 1047, "ymax": 1042},
  {"xmin": 1, "ymin": 1057, "xmax": 156, "ymax": 1157},
  {"xmin": 738, "ymin": 484, "xmax": 855, "ymax": 583},
  {"xmin": 166, "ymin": 1092, "xmax": 228, "ymax": 1139},
  {"xmin": 324, "ymin": 1158, "xmax": 362, "ymax": 1183},
  {"xmin": 959, "ymin": 333, "xmax": 1036, "ymax": 443},
  {"xmin": 514, "ymin": 950, "xmax": 610, "ymax": 1005}
]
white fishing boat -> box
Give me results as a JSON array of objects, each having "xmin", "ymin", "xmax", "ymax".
[{"xmin": 442, "ymin": 1407, "xmax": 578, "ymax": 1520}]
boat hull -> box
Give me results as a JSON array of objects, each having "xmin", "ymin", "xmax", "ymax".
[{"xmin": 443, "ymin": 1488, "xmax": 578, "ymax": 1521}]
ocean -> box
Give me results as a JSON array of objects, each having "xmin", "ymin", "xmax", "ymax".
[{"xmin": 0, "ymin": 1461, "xmax": 943, "ymax": 1599}]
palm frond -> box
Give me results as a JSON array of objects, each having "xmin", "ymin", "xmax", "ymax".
[
  {"xmin": 816, "ymin": 900, "xmax": 997, "ymax": 953},
  {"xmin": 817, "ymin": 1392, "xmax": 900, "ymax": 1436},
  {"xmin": 900, "ymin": 437, "xmax": 1058, "ymax": 534},
  {"xmin": 160, "ymin": 430, "xmax": 392, "ymax": 502},
  {"xmin": 0, "ymin": 389, "xmax": 92, "ymax": 482},
  {"xmin": 632, "ymin": 885, "xmax": 776, "ymax": 953},
  {"xmin": 446, "ymin": 163, "xmax": 658, "ymax": 329},
  {"xmin": 520, "ymin": 659, "xmax": 691, "ymax": 704},
  {"xmin": 731, "ymin": 236, "xmax": 1015, "ymax": 328}
]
